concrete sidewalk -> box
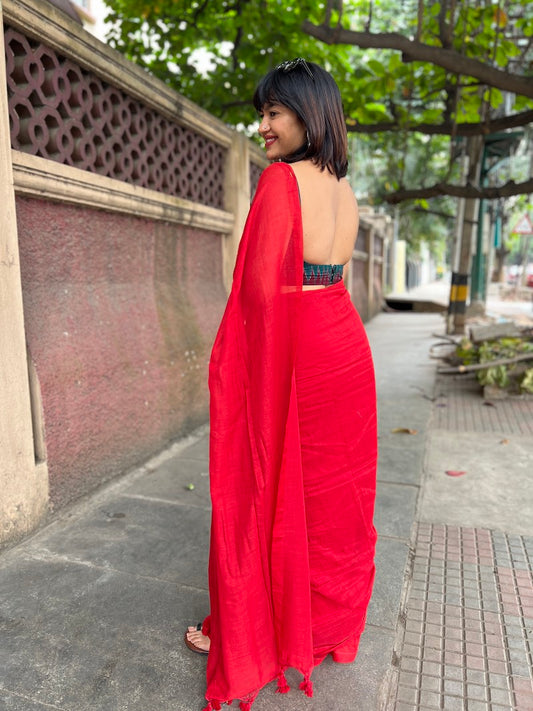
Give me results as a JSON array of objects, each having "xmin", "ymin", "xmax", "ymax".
[{"xmin": 1, "ymin": 308, "xmax": 532, "ymax": 711}]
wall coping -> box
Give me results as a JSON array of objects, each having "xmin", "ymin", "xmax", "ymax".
[{"xmin": 12, "ymin": 151, "xmax": 234, "ymax": 233}]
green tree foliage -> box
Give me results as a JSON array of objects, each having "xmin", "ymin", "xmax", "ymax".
[
  {"xmin": 103, "ymin": 0, "xmax": 354, "ymax": 126},
  {"xmin": 104, "ymin": 0, "xmax": 532, "ymax": 255}
]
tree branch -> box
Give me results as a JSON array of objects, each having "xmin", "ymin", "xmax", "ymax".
[
  {"xmin": 412, "ymin": 207, "xmax": 456, "ymax": 220},
  {"xmin": 346, "ymin": 109, "xmax": 533, "ymax": 135},
  {"xmin": 384, "ymin": 178, "xmax": 533, "ymax": 204},
  {"xmin": 438, "ymin": 0, "xmax": 453, "ymax": 49},
  {"xmin": 302, "ymin": 21, "xmax": 533, "ymax": 99}
]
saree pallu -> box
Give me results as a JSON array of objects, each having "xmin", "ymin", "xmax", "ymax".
[{"xmin": 204, "ymin": 162, "xmax": 377, "ymax": 710}]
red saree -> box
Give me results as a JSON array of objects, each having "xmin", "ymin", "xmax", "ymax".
[{"xmin": 204, "ymin": 162, "xmax": 377, "ymax": 710}]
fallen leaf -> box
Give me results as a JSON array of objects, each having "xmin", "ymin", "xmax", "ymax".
[
  {"xmin": 445, "ymin": 470, "xmax": 467, "ymax": 477},
  {"xmin": 391, "ymin": 427, "xmax": 418, "ymax": 435},
  {"xmin": 483, "ymin": 401, "xmax": 496, "ymax": 407},
  {"xmin": 185, "ymin": 483, "xmax": 195, "ymax": 491},
  {"xmin": 500, "ymin": 439, "xmax": 509, "ymax": 445}
]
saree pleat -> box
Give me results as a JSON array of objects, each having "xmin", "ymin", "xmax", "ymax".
[
  {"xmin": 205, "ymin": 162, "xmax": 377, "ymax": 708},
  {"xmin": 296, "ymin": 282, "xmax": 377, "ymax": 665}
]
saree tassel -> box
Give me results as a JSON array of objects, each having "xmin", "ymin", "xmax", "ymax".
[
  {"xmin": 299, "ymin": 674, "xmax": 313, "ymax": 698},
  {"xmin": 202, "ymin": 701, "xmax": 222, "ymax": 711},
  {"xmin": 276, "ymin": 669, "xmax": 290, "ymax": 694}
]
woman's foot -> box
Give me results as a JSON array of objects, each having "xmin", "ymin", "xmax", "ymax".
[{"xmin": 185, "ymin": 624, "xmax": 210, "ymax": 654}]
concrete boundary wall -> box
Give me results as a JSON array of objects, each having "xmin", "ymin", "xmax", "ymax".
[
  {"xmin": 0, "ymin": 0, "xmax": 266, "ymax": 546},
  {"xmin": 352, "ymin": 209, "xmax": 392, "ymax": 322}
]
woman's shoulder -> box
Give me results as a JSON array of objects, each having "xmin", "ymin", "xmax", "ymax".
[
  {"xmin": 255, "ymin": 162, "xmax": 298, "ymax": 196},
  {"xmin": 260, "ymin": 161, "xmax": 296, "ymax": 182}
]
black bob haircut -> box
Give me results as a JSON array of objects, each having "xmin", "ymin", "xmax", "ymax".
[{"xmin": 253, "ymin": 59, "xmax": 348, "ymax": 180}]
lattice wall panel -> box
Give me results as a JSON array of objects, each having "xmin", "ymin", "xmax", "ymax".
[
  {"xmin": 4, "ymin": 26, "xmax": 226, "ymax": 209},
  {"xmin": 250, "ymin": 160, "xmax": 263, "ymax": 198}
]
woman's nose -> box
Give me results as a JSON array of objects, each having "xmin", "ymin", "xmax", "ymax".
[{"xmin": 259, "ymin": 117, "xmax": 269, "ymax": 134}]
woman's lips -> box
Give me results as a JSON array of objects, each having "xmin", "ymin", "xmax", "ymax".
[{"xmin": 264, "ymin": 136, "xmax": 277, "ymax": 148}]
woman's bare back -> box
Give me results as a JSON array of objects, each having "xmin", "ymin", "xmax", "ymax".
[{"xmin": 291, "ymin": 160, "xmax": 359, "ymax": 268}]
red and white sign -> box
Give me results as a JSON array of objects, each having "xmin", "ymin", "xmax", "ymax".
[{"xmin": 512, "ymin": 213, "xmax": 533, "ymax": 235}]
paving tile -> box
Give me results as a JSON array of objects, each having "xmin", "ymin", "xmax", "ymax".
[
  {"xmin": 488, "ymin": 673, "xmax": 511, "ymax": 690},
  {"xmin": 420, "ymin": 675, "xmax": 440, "ymax": 692},
  {"xmin": 466, "ymin": 701, "xmax": 489, "ymax": 711},
  {"xmin": 420, "ymin": 661, "xmax": 441, "ymax": 676},
  {"xmin": 467, "ymin": 683, "xmax": 488, "ymax": 701},
  {"xmin": 403, "ymin": 643, "xmax": 423, "ymax": 658},
  {"xmin": 489, "ymin": 686, "xmax": 514, "ymax": 705},
  {"xmin": 425, "ymin": 635, "xmax": 443, "ymax": 650},
  {"xmin": 464, "ymin": 629, "xmax": 483, "ymax": 643},
  {"xmin": 404, "ymin": 631, "xmax": 423, "ymax": 646},
  {"xmin": 442, "ymin": 695, "xmax": 465, "ymax": 710},
  {"xmin": 406, "ymin": 619, "xmax": 424, "ymax": 634},
  {"xmin": 423, "ymin": 647, "xmax": 443, "ymax": 663},
  {"xmin": 400, "ymin": 657, "xmax": 421, "ymax": 674},
  {"xmin": 425, "ymin": 623, "xmax": 441, "ymax": 637},
  {"xmin": 466, "ymin": 655, "xmax": 486, "ymax": 671},
  {"xmin": 513, "ymin": 677, "xmax": 533, "ymax": 694},
  {"xmin": 397, "ymin": 685, "xmax": 419, "ymax": 704},
  {"xmin": 488, "ymin": 658, "xmax": 509, "ymax": 674},
  {"xmin": 509, "ymin": 661, "xmax": 533, "ymax": 677},
  {"xmin": 443, "ymin": 678, "xmax": 464, "ymax": 696},
  {"xmin": 419, "ymin": 689, "xmax": 440, "ymax": 707},
  {"xmin": 444, "ymin": 664, "xmax": 464, "ymax": 680},
  {"xmin": 465, "ymin": 670, "xmax": 486, "ymax": 685},
  {"xmin": 398, "ymin": 669, "xmax": 419, "ymax": 686},
  {"xmin": 445, "ymin": 651, "xmax": 463, "ymax": 666},
  {"xmin": 445, "ymin": 627, "xmax": 462, "ymax": 640}
]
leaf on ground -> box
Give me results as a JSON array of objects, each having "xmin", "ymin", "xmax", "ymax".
[
  {"xmin": 391, "ymin": 427, "xmax": 418, "ymax": 435},
  {"xmin": 445, "ymin": 470, "xmax": 467, "ymax": 477},
  {"xmin": 500, "ymin": 439, "xmax": 509, "ymax": 445},
  {"xmin": 483, "ymin": 401, "xmax": 496, "ymax": 407}
]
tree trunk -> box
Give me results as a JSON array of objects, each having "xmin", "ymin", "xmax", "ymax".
[{"xmin": 492, "ymin": 246, "xmax": 509, "ymax": 283}]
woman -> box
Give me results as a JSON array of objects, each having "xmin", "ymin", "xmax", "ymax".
[{"xmin": 186, "ymin": 58, "xmax": 377, "ymax": 711}]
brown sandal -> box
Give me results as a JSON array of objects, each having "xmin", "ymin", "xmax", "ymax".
[{"xmin": 184, "ymin": 622, "xmax": 209, "ymax": 655}]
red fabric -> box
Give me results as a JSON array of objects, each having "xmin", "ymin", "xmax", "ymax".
[{"xmin": 205, "ymin": 162, "xmax": 377, "ymax": 707}]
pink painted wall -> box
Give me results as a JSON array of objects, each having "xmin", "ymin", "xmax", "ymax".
[{"xmin": 16, "ymin": 197, "xmax": 226, "ymax": 509}]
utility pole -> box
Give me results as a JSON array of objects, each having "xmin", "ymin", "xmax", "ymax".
[{"xmin": 447, "ymin": 135, "xmax": 483, "ymax": 334}]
